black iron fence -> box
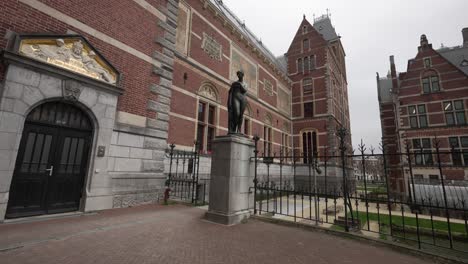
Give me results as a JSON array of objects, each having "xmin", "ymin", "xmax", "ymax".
[
  {"xmin": 165, "ymin": 144, "xmax": 208, "ymax": 205},
  {"xmin": 251, "ymin": 132, "xmax": 468, "ymax": 258}
]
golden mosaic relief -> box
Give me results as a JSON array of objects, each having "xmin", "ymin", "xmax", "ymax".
[
  {"xmin": 19, "ymin": 38, "xmax": 117, "ymax": 84},
  {"xmin": 176, "ymin": 2, "xmax": 190, "ymax": 55},
  {"xmin": 230, "ymin": 47, "xmax": 257, "ymax": 96},
  {"xmin": 277, "ymin": 86, "xmax": 291, "ymax": 115}
]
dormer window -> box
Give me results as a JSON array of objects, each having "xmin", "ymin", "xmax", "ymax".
[
  {"xmin": 423, "ymin": 58, "xmax": 432, "ymax": 68},
  {"xmin": 421, "ymin": 70, "xmax": 440, "ymax": 93},
  {"xmin": 303, "ymin": 39, "xmax": 309, "ymax": 51}
]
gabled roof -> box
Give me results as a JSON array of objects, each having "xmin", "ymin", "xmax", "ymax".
[
  {"xmin": 275, "ymin": 55, "xmax": 287, "ymax": 73},
  {"xmin": 437, "ymin": 45, "xmax": 468, "ymax": 76},
  {"xmin": 313, "ymin": 15, "xmax": 339, "ymax": 42}
]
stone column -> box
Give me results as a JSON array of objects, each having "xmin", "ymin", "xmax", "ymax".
[{"xmin": 205, "ymin": 135, "xmax": 254, "ymax": 225}]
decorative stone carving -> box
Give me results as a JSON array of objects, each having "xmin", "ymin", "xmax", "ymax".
[
  {"xmin": 201, "ymin": 33, "xmax": 222, "ymax": 61},
  {"xmin": 62, "ymin": 79, "xmax": 83, "ymax": 101},
  {"xmin": 198, "ymin": 82, "xmax": 219, "ymax": 102},
  {"xmin": 263, "ymin": 79, "xmax": 273, "ymax": 96},
  {"xmin": 19, "ymin": 38, "xmax": 117, "ymax": 84}
]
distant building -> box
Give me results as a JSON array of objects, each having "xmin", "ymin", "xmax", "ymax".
[
  {"xmin": 353, "ymin": 156, "xmax": 384, "ymax": 182},
  {"xmin": 377, "ymin": 28, "xmax": 468, "ymax": 197}
]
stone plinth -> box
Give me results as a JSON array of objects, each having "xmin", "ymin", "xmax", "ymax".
[{"xmin": 205, "ymin": 135, "xmax": 254, "ymax": 225}]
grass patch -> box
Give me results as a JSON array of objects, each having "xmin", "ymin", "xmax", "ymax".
[{"xmin": 353, "ymin": 211, "xmax": 467, "ymax": 234}]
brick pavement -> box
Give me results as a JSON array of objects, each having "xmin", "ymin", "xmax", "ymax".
[{"xmin": 0, "ymin": 204, "xmax": 435, "ymax": 264}]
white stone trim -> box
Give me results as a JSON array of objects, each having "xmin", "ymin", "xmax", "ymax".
[{"xmin": 133, "ymin": 0, "xmax": 166, "ymax": 21}]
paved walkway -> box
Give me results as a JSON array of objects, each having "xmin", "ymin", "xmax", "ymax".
[{"xmin": 0, "ymin": 204, "xmax": 435, "ymax": 264}]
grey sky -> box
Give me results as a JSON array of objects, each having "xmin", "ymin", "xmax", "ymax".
[{"xmin": 222, "ymin": 0, "xmax": 468, "ymax": 150}]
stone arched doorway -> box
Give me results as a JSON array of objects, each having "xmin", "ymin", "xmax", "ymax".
[{"xmin": 6, "ymin": 101, "xmax": 93, "ymax": 218}]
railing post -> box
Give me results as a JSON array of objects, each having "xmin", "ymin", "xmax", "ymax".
[
  {"xmin": 435, "ymin": 138, "xmax": 453, "ymax": 248},
  {"xmin": 165, "ymin": 143, "xmax": 175, "ymax": 205},
  {"xmin": 337, "ymin": 127, "xmax": 349, "ymax": 231},
  {"xmin": 359, "ymin": 139, "xmax": 370, "ymax": 230},
  {"xmin": 253, "ymin": 135, "xmax": 259, "ymax": 214},
  {"xmin": 405, "ymin": 142, "xmax": 417, "ymax": 206},
  {"xmin": 380, "ymin": 140, "xmax": 393, "ymax": 237},
  {"xmin": 192, "ymin": 140, "xmax": 200, "ymax": 204}
]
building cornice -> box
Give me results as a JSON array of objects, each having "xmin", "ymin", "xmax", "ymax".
[{"xmin": 199, "ymin": 0, "xmax": 292, "ymax": 86}]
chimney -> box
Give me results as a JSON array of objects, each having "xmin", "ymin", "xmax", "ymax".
[
  {"xmin": 389, "ymin": 56, "xmax": 398, "ymax": 92},
  {"xmin": 418, "ymin": 34, "xmax": 432, "ymax": 51},
  {"xmin": 463, "ymin": 28, "xmax": 468, "ymax": 47}
]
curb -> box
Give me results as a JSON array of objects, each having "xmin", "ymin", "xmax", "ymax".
[{"xmin": 253, "ymin": 215, "xmax": 468, "ymax": 264}]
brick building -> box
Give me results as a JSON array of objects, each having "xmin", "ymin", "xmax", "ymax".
[
  {"xmin": 285, "ymin": 14, "xmax": 351, "ymax": 167},
  {"xmin": 377, "ymin": 29, "xmax": 468, "ymax": 196},
  {"xmin": 0, "ymin": 0, "xmax": 350, "ymax": 221}
]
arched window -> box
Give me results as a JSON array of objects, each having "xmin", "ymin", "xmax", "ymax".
[
  {"xmin": 302, "ymin": 25, "xmax": 308, "ymax": 34},
  {"xmin": 197, "ymin": 82, "xmax": 219, "ymax": 153},
  {"xmin": 303, "ymin": 39, "xmax": 309, "ymax": 51},
  {"xmin": 421, "ymin": 70, "xmax": 440, "ymax": 93},
  {"xmin": 263, "ymin": 114, "xmax": 273, "ymax": 156},
  {"xmin": 304, "ymin": 56, "xmax": 309, "ymax": 72},
  {"xmin": 301, "ymin": 130, "xmax": 317, "ymax": 164}
]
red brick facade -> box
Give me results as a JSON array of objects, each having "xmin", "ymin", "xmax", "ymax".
[
  {"xmin": 286, "ymin": 16, "xmax": 351, "ymax": 161},
  {"xmin": 0, "ymin": 0, "xmax": 352, "ymax": 220},
  {"xmin": 0, "ymin": 0, "xmax": 169, "ymax": 119},
  {"xmin": 378, "ymin": 33, "xmax": 468, "ymax": 195}
]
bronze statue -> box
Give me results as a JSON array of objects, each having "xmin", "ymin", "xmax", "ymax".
[{"xmin": 227, "ymin": 70, "xmax": 247, "ymax": 134}]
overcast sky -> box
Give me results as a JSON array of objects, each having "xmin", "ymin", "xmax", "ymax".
[{"xmin": 222, "ymin": 0, "xmax": 468, "ymax": 151}]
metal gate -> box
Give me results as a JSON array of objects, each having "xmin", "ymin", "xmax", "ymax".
[
  {"xmin": 165, "ymin": 144, "xmax": 208, "ymax": 205},
  {"xmin": 251, "ymin": 128, "xmax": 468, "ymax": 257}
]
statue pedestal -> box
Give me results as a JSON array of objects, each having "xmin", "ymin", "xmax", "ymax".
[{"xmin": 205, "ymin": 135, "xmax": 255, "ymax": 225}]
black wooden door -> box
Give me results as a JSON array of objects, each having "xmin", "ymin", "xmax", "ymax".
[
  {"xmin": 6, "ymin": 101, "xmax": 93, "ymax": 218},
  {"xmin": 46, "ymin": 129, "xmax": 91, "ymax": 214},
  {"xmin": 6, "ymin": 124, "xmax": 58, "ymax": 218}
]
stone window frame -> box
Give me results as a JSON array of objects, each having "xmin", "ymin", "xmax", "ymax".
[
  {"xmin": 243, "ymin": 103, "xmax": 252, "ymax": 136},
  {"xmin": 449, "ymin": 136, "xmax": 468, "ymax": 166},
  {"xmin": 297, "ymin": 58, "xmax": 303, "ymax": 73},
  {"xmin": 302, "ymin": 78, "xmax": 313, "ymax": 94},
  {"xmin": 443, "ymin": 100, "xmax": 466, "ymax": 126},
  {"xmin": 408, "ymin": 104, "xmax": 428, "ymax": 128},
  {"xmin": 423, "ymin": 57, "xmax": 432, "ymax": 68},
  {"xmin": 196, "ymin": 100, "xmax": 217, "ymax": 154},
  {"xmin": 411, "ymin": 138, "xmax": 433, "ymax": 166},
  {"xmin": 309, "ymin": 55, "xmax": 316, "ymax": 70},
  {"xmin": 263, "ymin": 114, "xmax": 273, "ymax": 156},
  {"xmin": 300, "ymin": 129, "xmax": 318, "ymax": 164},
  {"xmin": 421, "ymin": 69, "xmax": 441, "ymax": 94},
  {"xmin": 303, "ymin": 56, "xmax": 310, "ymax": 72},
  {"xmin": 303, "ymin": 39, "xmax": 310, "ymax": 52},
  {"xmin": 302, "ymin": 25, "xmax": 308, "ymax": 35},
  {"xmin": 280, "ymin": 131, "xmax": 291, "ymax": 162}
]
